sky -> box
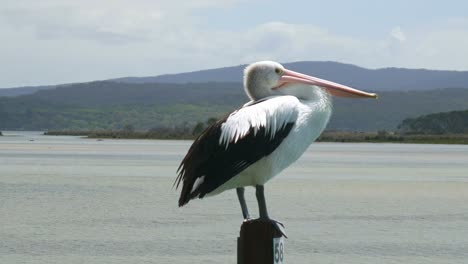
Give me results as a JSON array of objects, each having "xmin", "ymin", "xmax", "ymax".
[{"xmin": 1, "ymin": 0, "xmax": 468, "ymax": 88}]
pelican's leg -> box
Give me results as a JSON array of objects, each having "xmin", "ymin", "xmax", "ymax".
[
  {"xmin": 255, "ymin": 185, "xmax": 269, "ymax": 219},
  {"xmin": 255, "ymin": 184, "xmax": 287, "ymax": 237},
  {"xmin": 236, "ymin": 187, "xmax": 250, "ymax": 220}
]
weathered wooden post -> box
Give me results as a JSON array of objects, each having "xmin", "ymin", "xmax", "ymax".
[{"xmin": 237, "ymin": 219, "xmax": 286, "ymax": 264}]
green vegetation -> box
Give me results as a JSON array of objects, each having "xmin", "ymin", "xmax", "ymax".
[
  {"xmin": 0, "ymin": 81, "xmax": 242, "ymax": 131},
  {"xmin": 318, "ymin": 109, "xmax": 468, "ymax": 144},
  {"xmin": 0, "ymin": 98, "xmax": 233, "ymax": 131},
  {"xmin": 45, "ymin": 126, "xmax": 194, "ymax": 140},
  {"xmin": 317, "ymin": 131, "xmax": 468, "ymax": 144},
  {"xmin": 397, "ymin": 109, "xmax": 468, "ymax": 134},
  {"xmin": 46, "ymin": 125, "xmax": 468, "ymax": 144},
  {"xmin": 44, "ymin": 118, "xmax": 218, "ymax": 140},
  {"xmin": 1, "ymin": 80, "xmax": 468, "ymax": 132},
  {"xmin": 44, "ymin": 129, "xmax": 468, "ymax": 144}
]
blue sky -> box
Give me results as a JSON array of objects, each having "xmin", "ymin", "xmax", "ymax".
[
  {"xmin": 1, "ymin": 0, "xmax": 467, "ymax": 87},
  {"xmin": 197, "ymin": 1, "xmax": 465, "ymax": 34}
]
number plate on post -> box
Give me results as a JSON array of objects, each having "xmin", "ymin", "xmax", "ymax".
[{"xmin": 273, "ymin": 237, "xmax": 284, "ymax": 264}]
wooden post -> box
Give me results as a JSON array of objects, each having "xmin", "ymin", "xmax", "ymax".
[{"xmin": 237, "ymin": 219, "xmax": 285, "ymax": 264}]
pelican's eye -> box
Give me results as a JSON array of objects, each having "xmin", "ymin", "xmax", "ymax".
[{"xmin": 275, "ymin": 68, "xmax": 283, "ymax": 75}]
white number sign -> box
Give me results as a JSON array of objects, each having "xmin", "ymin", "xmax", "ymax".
[{"xmin": 273, "ymin": 237, "xmax": 284, "ymax": 264}]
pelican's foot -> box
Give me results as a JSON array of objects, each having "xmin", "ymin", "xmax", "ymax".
[{"xmin": 258, "ymin": 217, "xmax": 287, "ymax": 238}]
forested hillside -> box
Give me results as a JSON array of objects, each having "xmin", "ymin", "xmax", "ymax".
[
  {"xmin": 1, "ymin": 80, "xmax": 467, "ymax": 131},
  {"xmin": 397, "ymin": 110, "xmax": 468, "ymax": 134}
]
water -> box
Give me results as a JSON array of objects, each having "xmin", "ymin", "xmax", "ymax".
[{"xmin": 1, "ymin": 131, "xmax": 467, "ymax": 263}]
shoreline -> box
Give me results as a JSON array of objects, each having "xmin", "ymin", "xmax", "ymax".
[{"xmin": 41, "ymin": 130, "xmax": 468, "ymax": 145}]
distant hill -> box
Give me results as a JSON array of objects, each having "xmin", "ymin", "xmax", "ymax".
[
  {"xmin": 397, "ymin": 110, "xmax": 468, "ymax": 134},
  {"xmin": 113, "ymin": 61, "xmax": 468, "ymax": 91},
  {"xmin": 29, "ymin": 81, "xmax": 246, "ymax": 107},
  {"xmin": 2, "ymin": 61, "xmax": 468, "ymax": 97},
  {"xmin": 1, "ymin": 79, "xmax": 467, "ymax": 131},
  {"xmin": 0, "ymin": 85, "xmax": 56, "ymax": 97}
]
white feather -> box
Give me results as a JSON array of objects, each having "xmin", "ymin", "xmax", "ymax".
[
  {"xmin": 207, "ymin": 93, "xmax": 332, "ymax": 196},
  {"xmin": 191, "ymin": 175, "xmax": 205, "ymax": 194},
  {"xmin": 219, "ymin": 96, "xmax": 300, "ymax": 148}
]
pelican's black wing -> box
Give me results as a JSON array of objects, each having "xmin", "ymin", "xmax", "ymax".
[{"xmin": 175, "ymin": 96, "xmax": 300, "ymax": 206}]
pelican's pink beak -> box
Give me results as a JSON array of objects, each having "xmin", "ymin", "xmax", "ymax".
[{"xmin": 274, "ymin": 69, "xmax": 378, "ymax": 98}]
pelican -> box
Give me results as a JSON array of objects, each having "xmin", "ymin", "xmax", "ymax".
[{"xmin": 175, "ymin": 61, "xmax": 377, "ymax": 227}]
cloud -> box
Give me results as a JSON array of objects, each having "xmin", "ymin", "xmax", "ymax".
[
  {"xmin": 390, "ymin": 26, "xmax": 406, "ymax": 43},
  {"xmin": 236, "ymin": 22, "xmax": 370, "ymax": 64},
  {"xmin": 1, "ymin": 1, "xmax": 468, "ymax": 87},
  {"xmin": 0, "ymin": 0, "xmax": 243, "ymax": 44},
  {"xmin": 1, "ymin": 4, "xmax": 166, "ymax": 45}
]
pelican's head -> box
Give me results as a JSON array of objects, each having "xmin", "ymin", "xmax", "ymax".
[{"xmin": 243, "ymin": 61, "xmax": 378, "ymax": 101}]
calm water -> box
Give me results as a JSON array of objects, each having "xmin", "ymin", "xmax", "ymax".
[{"xmin": 1, "ymin": 131, "xmax": 467, "ymax": 264}]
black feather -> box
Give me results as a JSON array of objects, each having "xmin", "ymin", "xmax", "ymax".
[{"xmin": 175, "ymin": 109, "xmax": 294, "ymax": 207}]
